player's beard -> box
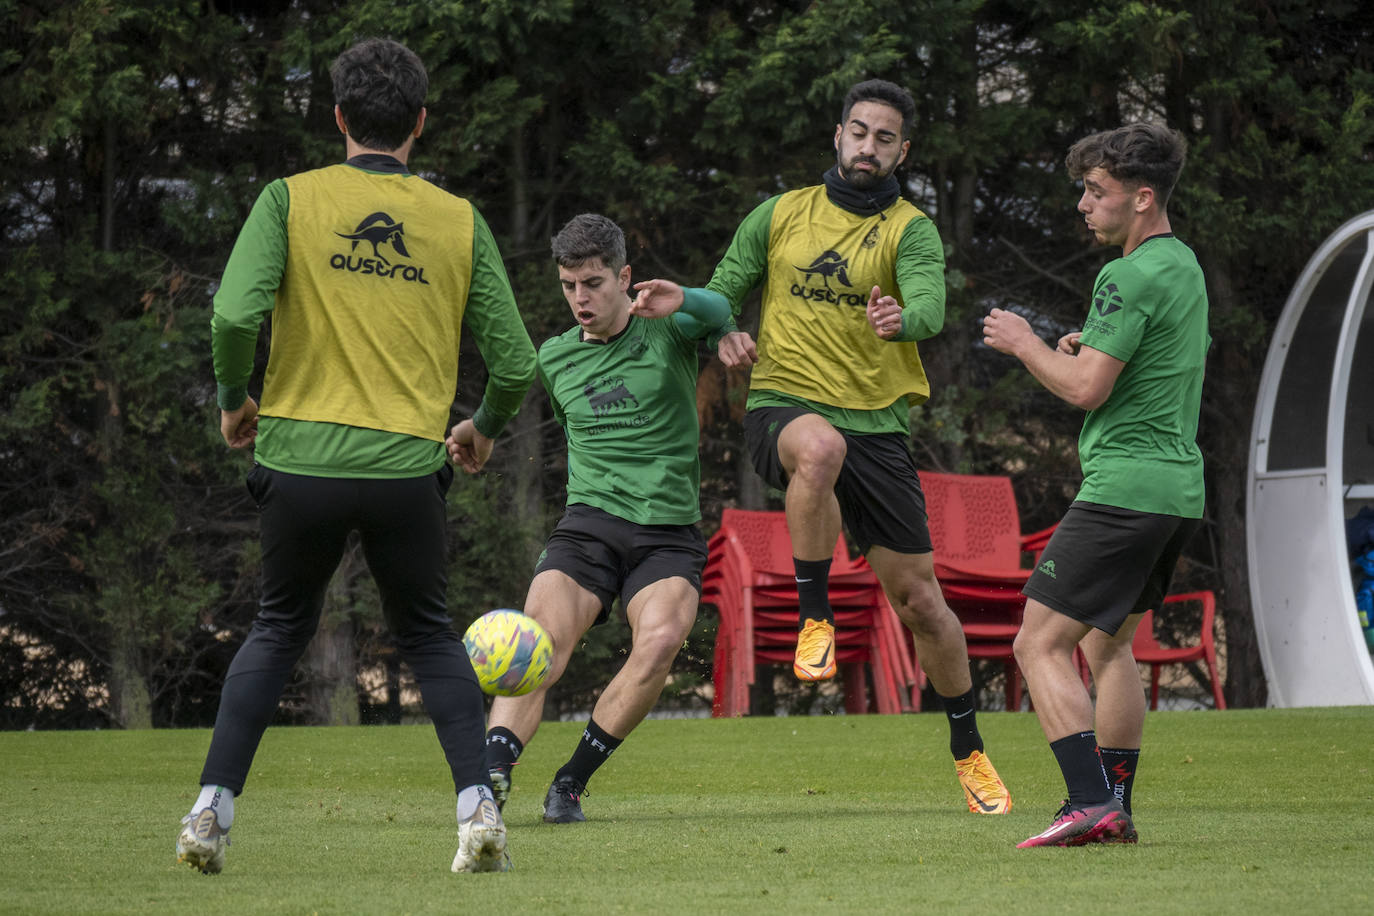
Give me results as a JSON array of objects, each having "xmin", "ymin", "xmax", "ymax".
[{"xmin": 838, "ymin": 155, "xmax": 889, "ymax": 189}]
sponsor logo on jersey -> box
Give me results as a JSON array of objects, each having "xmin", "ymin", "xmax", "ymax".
[
  {"xmin": 1094, "ymin": 282, "xmax": 1124, "ymax": 316},
  {"xmin": 580, "ymin": 374, "xmax": 651, "ymax": 434},
  {"xmin": 330, "ymin": 211, "xmax": 430, "ymax": 283},
  {"xmin": 583, "ymin": 376, "xmax": 641, "ymax": 417},
  {"xmin": 790, "ymin": 249, "xmax": 867, "ymax": 307}
]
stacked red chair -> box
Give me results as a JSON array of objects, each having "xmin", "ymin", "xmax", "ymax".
[
  {"xmin": 702, "ymin": 508, "xmax": 924, "ymax": 717},
  {"xmin": 920, "ymin": 471, "xmax": 1218, "ymax": 711},
  {"xmin": 918, "ymin": 471, "xmax": 1059, "ymax": 710}
]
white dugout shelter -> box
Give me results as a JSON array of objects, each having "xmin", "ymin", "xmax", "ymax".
[{"xmin": 1249, "ymin": 210, "xmax": 1374, "ymax": 706}]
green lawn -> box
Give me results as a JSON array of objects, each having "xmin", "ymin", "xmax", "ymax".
[{"xmin": 3, "ymin": 707, "xmax": 1371, "ymax": 914}]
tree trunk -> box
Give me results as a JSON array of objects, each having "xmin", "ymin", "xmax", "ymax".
[
  {"xmin": 101, "ymin": 118, "xmax": 115, "ymax": 252},
  {"xmin": 948, "ymin": 22, "xmax": 979, "ymax": 260},
  {"xmin": 507, "ymin": 387, "xmax": 549, "ymax": 560},
  {"xmin": 1195, "ymin": 93, "xmax": 1266, "ymax": 708},
  {"xmin": 1201, "ymin": 257, "xmax": 1267, "ymax": 708},
  {"xmin": 738, "ymin": 443, "xmax": 764, "ymax": 510},
  {"xmin": 108, "ymin": 626, "xmax": 152, "ymax": 729},
  {"xmin": 304, "ymin": 542, "xmax": 360, "ymax": 726},
  {"xmin": 504, "ymin": 125, "xmax": 548, "ymax": 558}
]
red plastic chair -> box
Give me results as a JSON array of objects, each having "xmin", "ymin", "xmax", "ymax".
[
  {"xmin": 914, "ymin": 471, "xmax": 1079, "ymax": 710},
  {"xmin": 706, "ymin": 542, "xmax": 911, "ymax": 716},
  {"xmin": 702, "ymin": 509, "xmax": 922, "ymax": 716},
  {"xmin": 1133, "ymin": 591, "xmax": 1226, "ymax": 710},
  {"xmin": 919, "ymin": 471, "xmax": 1057, "ymax": 572}
]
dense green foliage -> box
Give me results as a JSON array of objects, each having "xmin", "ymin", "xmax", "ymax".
[
  {"xmin": 3, "ymin": 709, "xmax": 1373, "ymax": 912},
  {"xmin": 3, "ymin": 1, "xmax": 1373, "ymax": 727}
]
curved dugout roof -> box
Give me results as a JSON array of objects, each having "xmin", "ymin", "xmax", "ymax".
[{"xmin": 1248, "ymin": 211, "xmax": 1374, "ymax": 706}]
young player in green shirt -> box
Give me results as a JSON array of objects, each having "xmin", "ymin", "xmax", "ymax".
[
  {"xmin": 469, "ymin": 214, "xmax": 728, "ymax": 823},
  {"xmin": 982, "ymin": 123, "xmax": 1209, "ymax": 847}
]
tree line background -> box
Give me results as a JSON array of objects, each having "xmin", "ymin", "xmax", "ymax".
[{"xmin": 3, "ymin": 0, "xmax": 1373, "ymax": 728}]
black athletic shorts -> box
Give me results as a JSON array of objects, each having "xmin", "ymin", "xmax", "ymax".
[
  {"xmin": 533, "ymin": 504, "xmax": 709, "ymax": 624},
  {"xmin": 742, "ymin": 406, "xmax": 932, "ymax": 555},
  {"xmin": 1022, "ymin": 502, "xmax": 1201, "ymax": 635}
]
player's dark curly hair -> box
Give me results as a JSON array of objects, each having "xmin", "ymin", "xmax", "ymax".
[
  {"xmin": 552, "ymin": 213, "xmax": 627, "ymax": 271},
  {"xmin": 841, "ymin": 79, "xmax": 916, "ymax": 137},
  {"xmin": 1066, "ymin": 123, "xmax": 1188, "ymax": 205},
  {"xmin": 330, "ymin": 38, "xmax": 427, "ymax": 152}
]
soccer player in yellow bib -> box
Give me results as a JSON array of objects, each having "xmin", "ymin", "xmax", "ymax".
[
  {"xmin": 659, "ymin": 79, "xmax": 1011, "ymax": 814},
  {"xmin": 177, "ymin": 38, "xmax": 535, "ymax": 875}
]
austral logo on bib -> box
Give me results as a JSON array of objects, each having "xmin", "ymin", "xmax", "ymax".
[
  {"xmin": 790, "ymin": 249, "xmax": 866, "ymax": 307},
  {"xmin": 330, "ymin": 211, "xmax": 430, "ymax": 284}
]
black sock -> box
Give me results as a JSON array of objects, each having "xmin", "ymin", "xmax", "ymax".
[
  {"xmin": 794, "ymin": 557, "xmax": 834, "ymax": 627},
  {"xmin": 485, "ymin": 726, "xmax": 523, "ymax": 773},
  {"xmin": 555, "ymin": 718, "xmax": 622, "ymax": 788},
  {"xmin": 1050, "ymin": 731, "xmax": 1111, "ymax": 808},
  {"xmin": 1100, "ymin": 747, "xmax": 1140, "ymax": 815},
  {"xmin": 939, "ymin": 688, "xmax": 984, "ymax": 760}
]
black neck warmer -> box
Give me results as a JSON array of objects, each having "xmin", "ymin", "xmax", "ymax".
[{"xmin": 822, "ymin": 164, "xmax": 900, "ymax": 216}]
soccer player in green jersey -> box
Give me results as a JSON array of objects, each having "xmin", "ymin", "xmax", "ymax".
[
  {"xmin": 468, "ymin": 214, "xmax": 728, "ymax": 823},
  {"xmin": 982, "ymin": 123, "xmax": 1209, "ymax": 847},
  {"xmin": 692, "ymin": 79, "xmax": 1011, "ymax": 815},
  {"xmin": 177, "ymin": 38, "xmax": 535, "ymax": 875}
]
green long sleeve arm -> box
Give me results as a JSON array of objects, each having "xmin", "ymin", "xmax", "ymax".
[{"xmin": 464, "ymin": 208, "xmax": 537, "ymax": 439}]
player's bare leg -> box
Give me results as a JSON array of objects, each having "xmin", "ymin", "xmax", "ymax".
[
  {"xmin": 777, "ymin": 414, "xmax": 845, "ymax": 680},
  {"xmin": 485, "ymin": 570, "xmax": 600, "ymax": 807},
  {"xmin": 867, "ymin": 547, "xmax": 971, "ymax": 695},
  {"xmin": 1080, "ymin": 614, "xmax": 1146, "ymax": 815},
  {"xmin": 1015, "ymin": 601, "xmax": 1095, "ymax": 741},
  {"xmin": 870, "ymin": 547, "xmax": 1010, "ymax": 812},
  {"xmin": 1014, "ymin": 600, "xmax": 1133, "ymax": 844},
  {"xmin": 589, "ymin": 577, "xmax": 699, "ymax": 735},
  {"xmin": 541, "ymin": 577, "xmax": 698, "ymax": 822}
]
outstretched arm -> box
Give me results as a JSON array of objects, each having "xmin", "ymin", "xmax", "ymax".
[
  {"xmin": 632, "ymin": 281, "xmax": 732, "ymax": 339},
  {"xmin": 704, "ymin": 197, "xmax": 776, "ymax": 367},
  {"xmin": 629, "ymin": 278, "xmax": 685, "ymax": 317},
  {"xmin": 464, "ymin": 208, "xmax": 537, "ymax": 439},
  {"xmin": 981, "ymin": 307, "xmax": 1123, "ymax": 410}
]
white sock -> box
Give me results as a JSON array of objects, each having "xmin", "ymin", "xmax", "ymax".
[
  {"xmin": 192, "ymin": 784, "xmax": 235, "ymax": 830},
  {"xmin": 456, "ymin": 784, "xmax": 495, "ymax": 822}
]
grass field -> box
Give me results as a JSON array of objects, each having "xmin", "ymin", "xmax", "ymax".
[{"xmin": 3, "ymin": 707, "xmax": 1372, "ymax": 915}]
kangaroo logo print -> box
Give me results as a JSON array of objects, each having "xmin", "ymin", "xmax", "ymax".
[
  {"xmin": 329, "ymin": 211, "xmax": 429, "ymax": 284},
  {"xmin": 796, "ymin": 250, "xmax": 852, "ymax": 289},
  {"xmin": 336, "ymin": 212, "xmax": 410, "ymax": 264}
]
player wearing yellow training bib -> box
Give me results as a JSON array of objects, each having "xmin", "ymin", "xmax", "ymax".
[
  {"xmin": 180, "ymin": 39, "xmax": 535, "ymax": 878},
  {"xmin": 695, "ymin": 79, "xmax": 1012, "ymax": 818}
]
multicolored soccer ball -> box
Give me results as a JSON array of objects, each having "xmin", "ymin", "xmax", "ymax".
[{"xmin": 463, "ymin": 609, "xmax": 554, "ymax": 697}]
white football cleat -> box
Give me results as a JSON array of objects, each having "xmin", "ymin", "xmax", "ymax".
[
  {"xmin": 176, "ymin": 808, "xmax": 230, "ymax": 874},
  {"xmin": 451, "ymin": 798, "xmax": 510, "ymax": 873}
]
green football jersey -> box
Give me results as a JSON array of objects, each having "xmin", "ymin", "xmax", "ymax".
[
  {"xmin": 538, "ymin": 307, "xmax": 712, "ymax": 526},
  {"xmin": 1076, "ymin": 234, "xmax": 1210, "ymax": 517}
]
